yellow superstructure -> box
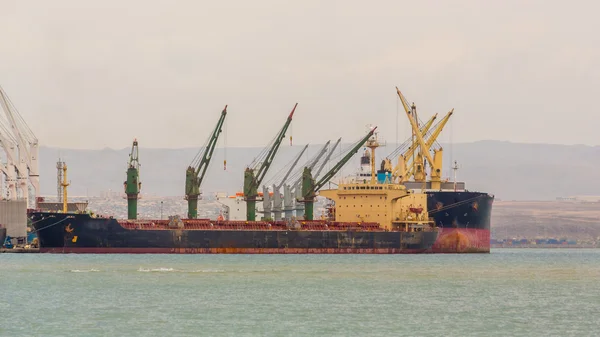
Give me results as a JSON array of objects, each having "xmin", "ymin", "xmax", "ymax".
[
  {"xmin": 319, "ymin": 183, "xmax": 432, "ymax": 231},
  {"xmin": 318, "ymin": 129, "xmax": 435, "ymax": 232}
]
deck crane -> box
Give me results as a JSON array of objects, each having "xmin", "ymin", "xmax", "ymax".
[
  {"xmin": 395, "ymin": 87, "xmax": 453, "ymax": 189},
  {"xmin": 289, "ymin": 140, "xmax": 336, "ymax": 218},
  {"xmin": 312, "ymin": 138, "xmax": 342, "ymax": 181},
  {"xmin": 398, "ymin": 109, "xmax": 453, "ymax": 187},
  {"xmin": 300, "ymin": 127, "xmax": 377, "ymax": 220},
  {"xmin": 387, "ymin": 113, "xmax": 437, "ymax": 163},
  {"xmin": 396, "ymin": 87, "xmax": 434, "ymax": 184},
  {"xmin": 0, "ymin": 86, "xmax": 39, "ymax": 206},
  {"xmin": 386, "ymin": 114, "xmax": 438, "ymax": 182},
  {"xmin": 263, "ymin": 143, "xmax": 309, "ymax": 220},
  {"xmin": 124, "ymin": 139, "xmax": 141, "ymax": 219},
  {"xmin": 387, "ymin": 112, "xmax": 444, "ymax": 182},
  {"xmin": 244, "ymin": 103, "xmax": 296, "ymax": 221},
  {"xmin": 185, "ymin": 105, "xmax": 228, "ymax": 219}
]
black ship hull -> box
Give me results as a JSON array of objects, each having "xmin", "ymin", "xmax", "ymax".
[
  {"xmin": 426, "ymin": 190, "xmax": 494, "ymax": 253},
  {"xmin": 31, "ymin": 212, "xmax": 439, "ymax": 254}
]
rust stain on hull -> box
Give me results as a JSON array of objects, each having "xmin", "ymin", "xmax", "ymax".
[{"xmin": 41, "ymin": 247, "xmax": 428, "ymax": 254}]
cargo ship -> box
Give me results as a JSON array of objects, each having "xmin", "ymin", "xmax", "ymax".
[
  {"xmin": 30, "ymin": 164, "xmax": 439, "ymax": 253},
  {"xmin": 31, "ymin": 106, "xmax": 439, "ymax": 254},
  {"xmin": 30, "ymin": 181, "xmax": 439, "ymax": 254}
]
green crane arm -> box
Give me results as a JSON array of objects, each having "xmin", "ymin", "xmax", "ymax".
[
  {"xmin": 314, "ymin": 127, "xmax": 377, "ymax": 192},
  {"xmin": 186, "ymin": 105, "xmax": 228, "ymax": 198},
  {"xmin": 196, "ymin": 105, "xmax": 227, "ymax": 185},
  {"xmin": 251, "ymin": 103, "xmax": 297, "ymax": 191}
]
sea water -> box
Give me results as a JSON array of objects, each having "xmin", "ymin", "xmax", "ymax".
[{"xmin": 1, "ymin": 249, "xmax": 599, "ymax": 336}]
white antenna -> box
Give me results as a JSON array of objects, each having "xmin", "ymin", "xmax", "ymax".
[{"xmin": 452, "ymin": 160, "xmax": 459, "ymax": 192}]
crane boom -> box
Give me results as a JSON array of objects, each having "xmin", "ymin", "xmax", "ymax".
[
  {"xmin": 254, "ymin": 104, "xmax": 296, "ymax": 186},
  {"xmin": 300, "ymin": 127, "xmax": 377, "ymax": 220},
  {"xmin": 399, "ymin": 109, "xmax": 454, "ymax": 185},
  {"xmin": 244, "ymin": 103, "xmax": 297, "ymax": 221},
  {"xmin": 313, "ymin": 138, "xmax": 341, "ymax": 181},
  {"xmin": 185, "ymin": 105, "xmax": 228, "ymax": 219},
  {"xmin": 425, "ymin": 109, "xmax": 453, "ymax": 149},
  {"xmin": 391, "ymin": 114, "xmax": 437, "ymax": 162},
  {"xmin": 276, "ymin": 143, "xmax": 308, "ymax": 190},
  {"xmin": 314, "ymin": 128, "xmax": 376, "ymax": 192},
  {"xmin": 291, "ymin": 140, "xmax": 331, "ymax": 189},
  {"xmin": 396, "ymin": 87, "xmax": 435, "ymax": 172}
]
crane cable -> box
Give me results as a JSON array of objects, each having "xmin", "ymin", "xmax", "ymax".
[
  {"xmin": 30, "ymin": 216, "xmax": 69, "ymax": 234},
  {"xmin": 223, "ymin": 114, "xmax": 227, "ymax": 170},
  {"xmin": 428, "ymin": 194, "xmax": 488, "ymax": 215}
]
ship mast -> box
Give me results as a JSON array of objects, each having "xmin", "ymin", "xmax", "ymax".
[
  {"xmin": 62, "ymin": 163, "xmax": 69, "ymax": 213},
  {"xmin": 452, "ymin": 160, "xmax": 458, "ymax": 192},
  {"xmin": 365, "ymin": 125, "xmax": 380, "ymax": 184}
]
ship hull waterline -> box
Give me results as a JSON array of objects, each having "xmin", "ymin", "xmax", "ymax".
[{"xmin": 39, "ymin": 247, "xmax": 432, "ymax": 254}]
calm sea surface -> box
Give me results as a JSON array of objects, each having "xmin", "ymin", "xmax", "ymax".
[{"xmin": 1, "ymin": 249, "xmax": 599, "ymax": 337}]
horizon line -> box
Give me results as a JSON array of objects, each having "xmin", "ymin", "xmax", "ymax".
[{"xmin": 38, "ymin": 139, "xmax": 600, "ymax": 151}]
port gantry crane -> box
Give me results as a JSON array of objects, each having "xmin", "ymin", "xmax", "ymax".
[
  {"xmin": 394, "ymin": 87, "xmax": 453, "ymax": 189},
  {"xmin": 185, "ymin": 105, "xmax": 228, "ymax": 219},
  {"xmin": 0, "ymin": 116, "xmax": 18, "ymax": 199},
  {"xmin": 299, "ymin": 127, "xmax": 377, "ymax": 221},
  {"xmin": 0, "ymin": 86, "xmax": 39, "ymax": 206},
  {"xmin": 244, "ymin": 103, "xmax": 296, "ymax": 221},
  {"xmin": 124, "ymin": 139, "xmax": 141, "ymax": 220}
]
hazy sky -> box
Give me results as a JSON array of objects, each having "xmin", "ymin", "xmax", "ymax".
[{"xmin": 1, "ymin": 0, "xmax": 598, "ymax": 150}]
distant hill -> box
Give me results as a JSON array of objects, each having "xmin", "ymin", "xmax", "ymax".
[{"xmin": 38, "ymin": 140, "xmax": 600, "ymax": 200}]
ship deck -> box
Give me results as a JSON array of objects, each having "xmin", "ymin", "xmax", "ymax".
[{"xmin": 117, "ymin": 219, "xmax": 390, "ymax": 232}]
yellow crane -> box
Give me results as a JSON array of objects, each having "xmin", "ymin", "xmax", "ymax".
[
  {"xmin": 402, "ymin": 109, "xmax": 453, "ymax": 188},
  {"xmin": 394, "ymin": 87, "xmax": 454, "ymax": 190},
  {"xmin": 388, "ymin": 113, "xmax": 438, "ymax": 182}
]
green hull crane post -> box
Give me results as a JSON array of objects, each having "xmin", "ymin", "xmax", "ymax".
[
  {"xmin": 185, "ymin": 105, "xmax": 228, "ymax": 219},
  {"xmin": 244, "ymin": 103, "xmax": 297, "ymax": 221},
  {"xmin": 301, "ymin": 127, "xmax": 377, "ymax": 220},
  {"xmin": 124, "ymin": 139, "xmax": 141, "ymax": 220}
]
